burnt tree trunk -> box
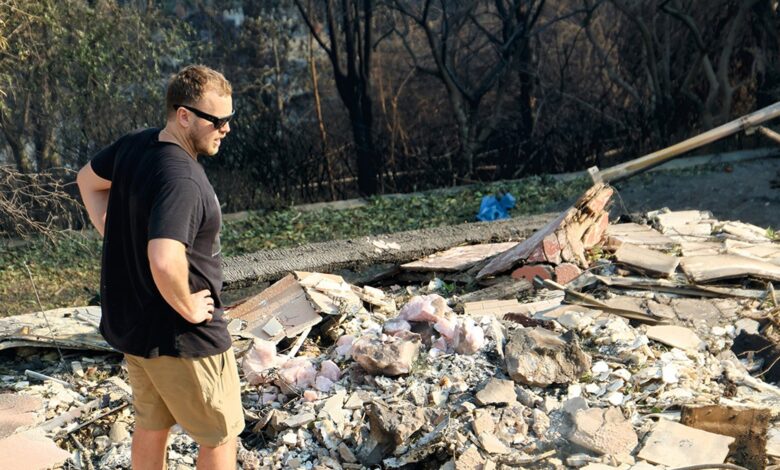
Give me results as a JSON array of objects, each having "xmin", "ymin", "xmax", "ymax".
[
  {"xmin": 393, "ymin": 0, "xmax": 546, "ymax": 182},
  {"xmin": 296, "ymin": 0, "xmax": 380, "ymax": 196}
]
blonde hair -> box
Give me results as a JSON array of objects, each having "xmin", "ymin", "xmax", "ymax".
[{"xmin": 165, "ymin": 65, "xmax": 232, "ymax": 115}]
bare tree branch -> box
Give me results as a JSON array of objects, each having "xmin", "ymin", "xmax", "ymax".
[{"xmin": 0, "ymin": 166, "xmax": 83, "ymax": 240}]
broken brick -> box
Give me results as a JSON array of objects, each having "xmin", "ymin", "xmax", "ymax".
[
  {"xmin": 554, "ymin": 263, "xmax": 582, "ymax": 285},
  {"xmin": 511, "ymin": 264, "xmax": 554, "ymax": 283}
]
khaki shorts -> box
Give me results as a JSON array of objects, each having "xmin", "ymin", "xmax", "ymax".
[{"xmin": 125, "ymin": 349, "xmax": 244, "ymax": 447}]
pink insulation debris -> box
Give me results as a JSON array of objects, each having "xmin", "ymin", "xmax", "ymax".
[
  {"xmin": 455, "ymin": 317, "xmax": 485, "ymax": 354},
  {"xmin": 303, "ymin": 390, "xmax": 319, "ymax": 401},
  {"xmin": 314, "ymin": 360, "xmax": 341, "ymax": 392},
  {"xmin": 319, "ymin": 360, "xmax": 341, "ymax": 382},
  {"xmin": 431, "ymin": 336, "xmax": 448, "ymax": 353},
  {"xmin": 383, "ymin": 318, "xmax": 412, "ymax": 335},
  {"xmin": 278, "ymin": 357, "xmax": 318, "ymax": 391},
  {"xmin": 398, "ymin": 294, "xmax": 450, "ymax": 323},
  {"xmin": 385, "ymin": 294, "xmax": 486, "ymax": 356},
  {"xmin": 351, "ymin": 333, "xmax": 421, "ymax": 376},
  {"xmin": 244, "ymin": 338, "xmax": 345, "ymax": 397},
  {"xmin": 315, "ymin": 376, "xmax": 335, "ymax": 393},
  {"xmin": 432, "ymin": 315, "xmax": 459, "ymax": 340},
  {"xmin": 242, "ymin": 339, "xmax": 283, "ymax": 385}
]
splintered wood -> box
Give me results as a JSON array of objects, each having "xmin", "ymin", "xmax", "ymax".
[
  {"xmin": 680, "ymin": 404, "xmax": 770, "ymax": 470},
  {"xmin": 477, "ymin": 184, "xmax": 613, "ymax": 279}
]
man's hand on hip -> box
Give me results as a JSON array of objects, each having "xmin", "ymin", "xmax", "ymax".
[{"xmin": 189, "ymin": 289, "xmax": 214, "ymax": 324}]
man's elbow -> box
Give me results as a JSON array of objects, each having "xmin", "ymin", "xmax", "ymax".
[
  {"xmin": 77, "ymin": 163, "xmax": 111, "ymax": 193},
  {"xmin": 77, "ymin": 164, "xmax": 96, "ymax": 194},
  {"xmin": 148, "ymin": 240, "xmax": 187, "ymax": 278},
  {"xmin": 148, "ymin": 251, "xmax": 177, "ymax": 278}
]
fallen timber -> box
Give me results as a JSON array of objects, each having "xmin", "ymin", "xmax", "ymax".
[
  {"xmin": 591, "ymin": 100, "xmax": 780, "ymax": 183},
  {"xmin": 222, "ymin": 212, "xmax": 556, "ymax": 290}
]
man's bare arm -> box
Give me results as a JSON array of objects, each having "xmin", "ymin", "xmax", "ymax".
[
  {"xmin": 148, "ymin": 238, "xmax": 214, "ymax": 324},
  {"xmin": 76, "ymin": 164, "xmax": 111, "ymax": 236}
]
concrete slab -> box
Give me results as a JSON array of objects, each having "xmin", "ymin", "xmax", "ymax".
[
  {"xmin": 646, "ymin": 325, "xmax": 703, "ymax": 351},
  {"xmin": 671, "ymin": 298, "xmax": 722, "ymax": 325},
  {"xmin": 606, "ymin": 223, "xmax": 676, "ymax": 250},
  {"xmin": 402, "ymin": 242, "xmax": 518, "ymax": 272},
  {"xmin": 463, "ymin": 299, "xmax": 520, "ymax": 318},
  {"xmin": 0, "ymin": 429, "xmax": 70, "ymax": 470},
  {"xmin": 0, "ymin": 394, "xmax": 42, "ymax": 439},
  {"xmin": 614, "ymin": 243, "xmax": 680, "ymax": 277}
]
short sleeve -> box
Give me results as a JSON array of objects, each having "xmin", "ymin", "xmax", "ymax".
[
  {"xmin": 148, "ymin": 178, "xmax": 203, "ymax": 248},
  {"xmin": 90, "ymin": 136, "xmax": 124, "ymax": 180}
]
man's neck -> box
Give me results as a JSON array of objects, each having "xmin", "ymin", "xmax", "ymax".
[{"xmin": 159, "ymin": 125, "xmax": 197, "ymax": 160}]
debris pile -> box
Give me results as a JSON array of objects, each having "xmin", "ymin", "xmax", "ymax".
[{"xmin": 2, "ymin": 184, "xmax": 780, "ymax": 469}]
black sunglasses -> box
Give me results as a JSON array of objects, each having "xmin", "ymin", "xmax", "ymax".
[{"xmin": 174, "ymin": 104, "xmax": 234, "ymax": 129}]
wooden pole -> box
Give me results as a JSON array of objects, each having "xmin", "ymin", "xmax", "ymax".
[
  {"xmin": 758, "ymin": 126, "xmax": 780, "ymax": 145},
  {"xmin": 594, "ymin": 101, "xmax": 780, "ymax": 183}
]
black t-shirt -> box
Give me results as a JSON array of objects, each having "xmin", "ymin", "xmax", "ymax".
[{"xmin": 90, "ymin": 128, "xmax": 231, "ymax": 358}]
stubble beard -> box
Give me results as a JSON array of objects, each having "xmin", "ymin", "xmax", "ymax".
[{"xmin": 189, "ymin": 127, "xmax": 219, "ymax": 157}]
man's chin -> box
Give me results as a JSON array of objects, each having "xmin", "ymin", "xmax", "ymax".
[{"xmin": 197, "ymin": 147, "xmax": 220, "ymax": 157}]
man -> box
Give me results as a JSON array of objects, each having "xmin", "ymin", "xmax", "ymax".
[{"xmin": 77, "ymin": 65, "xmax": 243, "ymax": 470}]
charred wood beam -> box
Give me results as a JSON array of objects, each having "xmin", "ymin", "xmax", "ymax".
[{"xmin": 594, "ymin": 100, "xmax": 780, "ymax": 182}]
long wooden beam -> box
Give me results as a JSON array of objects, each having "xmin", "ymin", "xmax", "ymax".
[{"xmin": 593, "ymin": 101, "xmax": 780, "ymax": 183}]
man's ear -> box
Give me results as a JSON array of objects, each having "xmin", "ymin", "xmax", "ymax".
[{"xmin": 177, "ymin": 107, "xmax": 191, "ymax": 128}]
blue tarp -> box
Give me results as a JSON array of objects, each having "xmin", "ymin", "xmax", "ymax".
[{"xmin": 476, "ymin": 192, "xmax": 516, "ymax": 221}]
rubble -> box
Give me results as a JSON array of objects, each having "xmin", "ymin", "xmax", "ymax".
[
  {"xmin": 645, "ymin": 325, "xmax": 704, "ymax": 351},
  {"xmin": 351, "ymin": 333, "xmax": 420, "ymax": 376},
  {"xmin": 454, "ymin": 444, "xmax": 486, "ymax": 468},
  {"xmin": 5, "ymin": 189, "xmax": 780, "ymax": 469},
  {"xmin": 475, "ymin": 378, "xmax": 517, "ymax": 406},
  {"xmin": 613, "ymin": 242, "xmax": 680, "ymax": 277},
  {"xmin": 567, "ymin": 407, "xmax": 637, "ymax": 462},
  {"xmin": 478, "ymin": 183, "xmax": 613, "ymax": 279},
  {"xmin": 505, "ymin": 327, "xmax": 592, "ymax": 387}
]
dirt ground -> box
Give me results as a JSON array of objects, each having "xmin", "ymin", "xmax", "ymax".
[{"xmin": 595, "ymin": 157, "xmax": 779, "ymax": 229}]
